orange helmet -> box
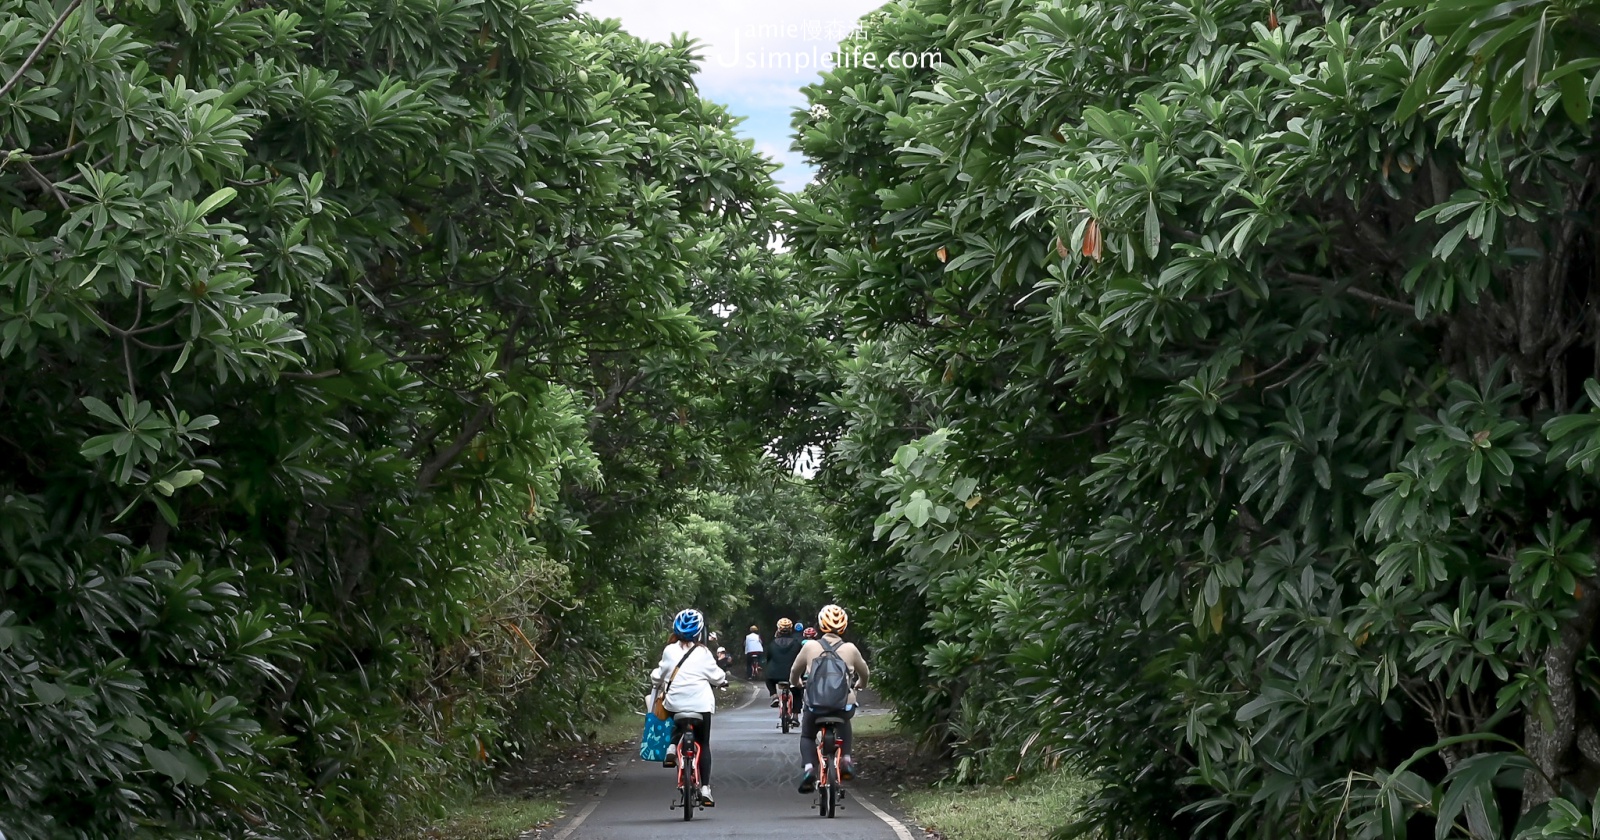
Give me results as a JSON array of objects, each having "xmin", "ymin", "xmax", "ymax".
[
  {"xmin": 817, "ymin": 604, "xmax": 848, "ymax": 634},
  {"xmin": 777, "ymin": 617, "xmax": 794, "ymax": 633}
]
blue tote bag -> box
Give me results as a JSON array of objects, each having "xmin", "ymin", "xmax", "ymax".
[
  {"xmin": 639, "ymin": 709, "xmax": 672, "ymax": 762},
  {"xmin": 639, "ymin": 646, "xmax": 696, "ymax": 762}
]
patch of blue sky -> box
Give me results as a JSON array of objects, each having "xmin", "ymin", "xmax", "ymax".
[{"xmin": 580, "ymin": 0, "xmax": 886, "ymax": 193}]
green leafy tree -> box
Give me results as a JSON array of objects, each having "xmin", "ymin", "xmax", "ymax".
[
  {"xmin": 789, "ymin": 0, "xmax": 1600, "ymax": 836},
  {"xmin": 0, "ymin": 0, "xmax": 783, "ymax": 836}
]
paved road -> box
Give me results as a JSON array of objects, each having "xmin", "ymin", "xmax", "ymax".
[{"xmin": 550, "ymin": 683, "xmax": 914, "ymax": 840}]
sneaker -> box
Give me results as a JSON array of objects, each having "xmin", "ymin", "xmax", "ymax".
[
  {"xmin": 769, "ymin": 697, "xmax": 780, "ymax": 707},
  {"xmin": 798, "ymin": 765, "xmax": 817, "ymax": 794},
  {"xmin": 663, "ymin": 745, "xmax": 677, "ymax": 768},
  {"xmin": 700, "ymin": 785, "xmax": 715, "ymax": 806},
  {"xmin": 840, "ymin": 756, "xmax": 856, "ymax": 781}
]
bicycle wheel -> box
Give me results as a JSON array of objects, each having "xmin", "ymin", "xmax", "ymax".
[
  {"xmin": 826, "ymin": 783, "xmax": 838, "ymax": 818},
  {"xmin": 817, "ymin": 731, "xmax": 833, "ymax": 817},
  {"xmin": 781, "ymin": 693, "xmax": 791, "ymax": 733},
  {"xmin": 680, "ymin": 738, "xmax": 696, "ymax": 821}
]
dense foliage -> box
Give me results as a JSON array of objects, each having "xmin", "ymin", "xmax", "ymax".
[
  {"xmin": 0, "ymin": 0, "xmax": 793, "ymax": 836},
  {"xmin": 787, "ymin": 0, "xmax": 1600, "ymax": 837},
  {"xmin": 634, "ymin": 476, "xmax": 838, "ymax": 642}
]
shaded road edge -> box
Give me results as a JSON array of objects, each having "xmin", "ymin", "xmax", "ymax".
[{"xmin": 531, "ymin": 681, "xmax": 761, "ymax": 839}]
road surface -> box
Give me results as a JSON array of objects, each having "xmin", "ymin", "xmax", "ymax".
[{"xmin": 548, "ymin": 683, "xmax": 916, "ymax": 840}]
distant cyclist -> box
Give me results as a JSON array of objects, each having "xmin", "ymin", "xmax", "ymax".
[
  {"xmin": 651, "ymin": 608, "xmax": 728, "ymax": 806},
  {"xmin": 790, "ymin": 604, "xmax": 869, "ymax": 793},
  {"xmin": 764, "ymin": 618, "xmax": 803, "ymax": 707},
  {"xmin": 801, "ymin": 626, "xmax": 819, "ymax": 646},
  {"xmin": 743, "ymin": 625, "xmax": 764, "ymax": 678}
]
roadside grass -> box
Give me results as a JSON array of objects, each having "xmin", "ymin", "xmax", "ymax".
[
  {"xmin": 899, "ymin": 770, "xmax": 1094, "ymax": 840},
  {"xmin": 589, "ymin": 710, "xmax": 644, "ymax": 746},
  {"xmin": 404, "ymin": 705, "xmax": 644, "ymax": 840},
  {"xmin": 851, "ymin": 710, "xmax": 902, "ymax": 738},
  {"xmin": 412, "ymin": 794, "xmax": 561, "ymax": 840}
]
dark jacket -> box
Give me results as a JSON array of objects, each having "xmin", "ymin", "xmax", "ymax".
[{"xmin": 763, "ymin": 634, "xmax": 802, "ymax": 680}]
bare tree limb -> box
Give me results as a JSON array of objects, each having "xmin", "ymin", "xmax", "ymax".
[
  {"xmin": 281, "ymin": 368, "xmax": 342, "ymax": 380},
  {"xmin": 4, "ymin": 140, "xmax": 84, "ymax": 163},
  {"xmin": 0, "ymin": 0, "xmax": 86, "ymax": 102},
  {"xmin": 413, "ymin": 310, "xmax": 530, "ymax": 489},
  {"xmin": 1284, "ymin": 271, "xmax": 1415, "ymax": 316},
  {"xmin": 416, "ymin": 400, "xmax": 495, "ymax": 490},
  {"xmin": 588, "ymin": 370, "xmax": 648, "ymax": 432},
  {"xmin": 20, "ymin": 159, "xmax": 68, "ymax": 210}
]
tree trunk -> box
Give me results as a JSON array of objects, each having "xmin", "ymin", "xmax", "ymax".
[{"xmin": 1522, "ymin": 583, "xmax": 1600, "ymax": 812}]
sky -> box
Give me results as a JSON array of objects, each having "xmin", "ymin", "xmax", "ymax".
[{"xmin": 580, "ymin": 0, "xmax": 888, "ymax": 192}]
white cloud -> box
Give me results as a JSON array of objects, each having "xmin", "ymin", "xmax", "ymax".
[
  {"xmin": 581, "ymin": 0, "xmax": 883, "ymax": 96},
  {"xmin": 580, "ymin": 0, "xmax": 874, "ymax": 192}
]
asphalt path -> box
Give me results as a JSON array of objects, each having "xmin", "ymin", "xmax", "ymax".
[{"xmin": 549, "ymin": 681, "xmax": 915, "ymax": 840}]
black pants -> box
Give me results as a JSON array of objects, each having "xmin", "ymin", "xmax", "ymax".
[
  {"xmin": 798, "ymin": 707, "xmax": 854, "ymax": 766},
  {"xmin": 767, "ymin": 680, "xmax": 804, "ymax": 708},
  {"xmin": 671, "ymin": 713, "xmax": 713, "ymax": 783}
]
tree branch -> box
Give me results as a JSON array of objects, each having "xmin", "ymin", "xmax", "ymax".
[
  {"xmin": 4, "ymin": 140, "xmax": 84, "ymax": 163},
  {"xmin": 1048, "ymin": 413, "xmax": 1122, "ymax": 440},
  {"xmin": 588, "ymin": 370, "xmax": 648, "ymax": 432},
  {"xmin": 20, "ymin": 159, "xmax": 68, "ymax": 210},
  {"xmin": 1284, "ymin": 271, "xmax": 1415, "ymax": 316},
  {"xmin": 413, "ymin": 310, "xmax": 528, "ymax": 489},
  {"xmin": 1236, "ymin": 354, "xmax": 1297, "ymax": 386},
  {"xmin": 416, "ymin": 400, "xmax": 495, "ymax": 490},
  {"xmin": 0, "ymin": 0, "xmax": 86, "ymax": 102},
  {"xmin": 281, "ymin": 368, "xmax": 342, "ymax": 380}
]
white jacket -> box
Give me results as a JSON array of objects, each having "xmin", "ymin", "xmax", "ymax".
[{"xmin": 651, "ymin": 642, "xmax": 725, "ymax": 714}]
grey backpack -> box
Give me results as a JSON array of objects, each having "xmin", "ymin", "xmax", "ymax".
[{"xmin": 805, "ymin": 639, "xmax": 852, "ymax": 712}]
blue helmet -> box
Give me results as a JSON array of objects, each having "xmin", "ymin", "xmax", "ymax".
[
  {"xmin": 672, "ymin": 608, "xmax": 704, "ymax": 641},
  {"xmin": 794, "ymin": 622, "xmax": 805, "ymax": 634}
]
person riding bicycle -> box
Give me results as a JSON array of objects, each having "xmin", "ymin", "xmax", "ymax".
[
  {"xmin": 651, "ymin": 608, "xmax": 728, "ymax": 806},
  {"xmin": 790, "ymin": 604, "xmax": 869, "ymax": 793},
  {"xmin": 764, "ymin": 618, "xmax": 803, "ymax": 708},
  {"xmin": 743, "ymin": 625, "xmax": 764, "ymax": 678},
  {"xmin": 800, "ymin": 626, "xmax": 819, "ymax": 646}
]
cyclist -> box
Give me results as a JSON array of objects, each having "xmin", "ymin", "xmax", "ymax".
[
  {"xmin": 764, "ymin": 618, "xmax": 803, "ymax": 707},
  {"xmin": 801, "ymin": 626, "xmax": 819, "ymax": 646},
  {"xmin": 743, "ymin": 625, "xmax": 764, "ymax": 678},
  {"xmin": 651, "ymin": 608, "xmax": 728, "ymax": 806},
  {"xmin": 790, "ymin": 604, "xmax": 869, "ymax": 793}
]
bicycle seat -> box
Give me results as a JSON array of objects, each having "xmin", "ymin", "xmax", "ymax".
[
  {"xmin": 673, "ymin": 712, "xmax": 705, "ymax": 722},
  {"xmin": 815, "ymin": 716, "xmax": 845, "ymax": 724},
  {"xmin": 777, "ymin": 681, "xmax": 791, "ymax": 687}
]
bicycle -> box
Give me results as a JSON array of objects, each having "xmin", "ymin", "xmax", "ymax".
[
  {"xmin": 776, "ymin": 682, "xmax": 798, "ymax": 733},
  {"xmin": 670, "ymin": 713, "xmax": 706, "ymax": 820},
  {"xmin": 812, "ymin": 715, "xmax": 847, "ymax": 818}
]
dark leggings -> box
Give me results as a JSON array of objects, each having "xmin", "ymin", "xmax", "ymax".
[
  {"xmin": 767, "ymin": 681, "xmax": 804, "ymax": 708},
  {"xmin": 797, "ymin": 707, "xmax": 854, "ymax": 766},
  {"xmin": 672, "ymin": 713, "xmax": 713, "ymax": 783}
]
